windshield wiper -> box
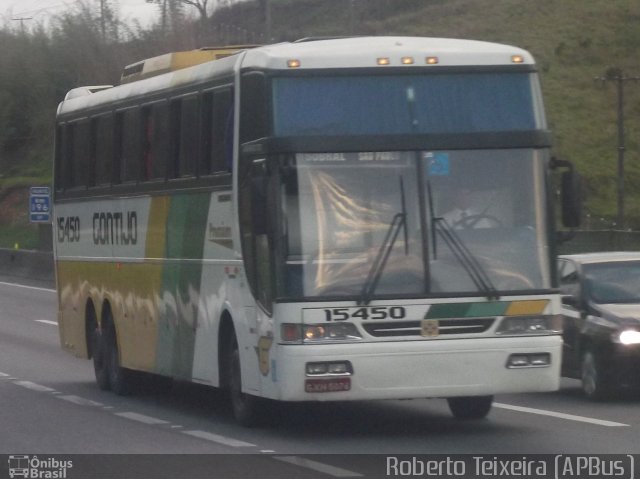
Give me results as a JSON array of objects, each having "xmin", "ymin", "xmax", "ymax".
[
  {"xmin": 359, "ymin": 178, "xmax": 408, "ymax": 306},
  {"xmin": 432, "ymin": 217, "xmax": 500, "ymax": 300}
]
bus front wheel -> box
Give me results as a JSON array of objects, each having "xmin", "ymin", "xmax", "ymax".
[
  {"xmin": 228, "ymin": 341, "xmax": 263, "ymax": 427},
  {"xmin": 447, "ymin": 395, "xmax": 493, "ymax": 420}
]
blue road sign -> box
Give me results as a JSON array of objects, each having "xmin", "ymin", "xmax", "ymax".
[{"xmin": 29, "ymin": 186, "xmax": 51, "ymax": 223}]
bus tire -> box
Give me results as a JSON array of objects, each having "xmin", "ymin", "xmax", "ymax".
[
  {"xmin": 91, "ymin": 323, "xmax": 110, "ymax": 391},
  {"xmin": 447, "ymin": 395, "xmax": 493, "ymax": 420},
  {"xmin": 104, "ymin": 313, "xmax": 133, "ymax": 396},
  {"xmin": 229, "ymin": 341, "xmax": 262, "ymax": 427}
]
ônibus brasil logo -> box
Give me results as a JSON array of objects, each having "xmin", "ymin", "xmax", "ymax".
[{"xmin": 8, "ymin": 456, "xmax": 73, "ymax": 479}]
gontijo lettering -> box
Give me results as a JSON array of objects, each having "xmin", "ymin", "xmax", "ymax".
[{"xmin": 93, "ymin": 211, "xmax": 138, "ymax": 245}]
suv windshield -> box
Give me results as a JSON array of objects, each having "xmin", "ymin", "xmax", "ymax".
[
  {"xmin": 583, "ymin": 262, "xmax": 640, "ymax": 304},
  {"xmin": 276, "ymin": 148, "xmax": 551, "ymax": 300}
]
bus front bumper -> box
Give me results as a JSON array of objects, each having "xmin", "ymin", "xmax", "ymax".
[{"xmin": 270, "ymin": 335, "xmax": 562, "ymax": 402}]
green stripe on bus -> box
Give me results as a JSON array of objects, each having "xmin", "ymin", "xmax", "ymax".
[
  {"xmin": 466, "ymin": 301, "xmax": 509, "ymax": 317},
  {"xmin": 426, "ymin": 301, "xmax": 509, "ymax": 319},
  {"xmin": 425, "ymin": 303, "xmax": 470, "ymax": 319},
  {"xmin": 156, "ymin": 192, "xmax": 211, "ymax": 379}
]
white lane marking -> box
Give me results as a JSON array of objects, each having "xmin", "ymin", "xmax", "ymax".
[
  {"xmin": 274, "ymin": 456, "xmax": 364, "ymax": 478},
  {"xmin": 14, "ymin": 381, "xmax": 56, "ymax": 393},
  {"xmin": 58, "ymin": 395, "xmax": 103, "ymax": 407},
  {"xmin": 182, "ymin": 430, "xmax": 256, "ymax": 447},
  {"xmin": 494, "ymin": 402, "xmax": 629, "ymax": 427},
  {"xmin": 115, "ymin": 412, "xmax": 170, "ymax": 425},
  {"xmin": 35, "ymin": 320, "xmax": 58, "ymax": 326},
  {"xmin": 0, "ymin": 281, "xmax": 55, "ymax": 293}
]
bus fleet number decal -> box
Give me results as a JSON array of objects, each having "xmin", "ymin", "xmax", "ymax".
[
  {"xmin": 57, "ymin": 216, "xmax": 81, "ymax": 243},
  {"xmin": 323, "ymin": 306, "xmax": 406, "ymax": 322}
]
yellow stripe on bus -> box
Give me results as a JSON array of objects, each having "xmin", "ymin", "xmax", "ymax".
[
  {"xmin": 505, "ymin": 300, "xmax": 549, "ymax": 316},
  {"xmin": 146, "ymin": 196, "xmax": 170, "ymax": 259}
]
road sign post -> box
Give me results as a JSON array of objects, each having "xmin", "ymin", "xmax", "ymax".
[{"xmin": 29, "ymin": 186, "xmax": 51, "ymax": 223}]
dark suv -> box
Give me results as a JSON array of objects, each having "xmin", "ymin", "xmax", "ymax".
[{"xmin": 558, "ymin": 252, "xmax": 640, "ymax": 399}]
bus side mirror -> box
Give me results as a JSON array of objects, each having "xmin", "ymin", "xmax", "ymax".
[{"xmin": 561, "ymin": 170, "xmax": 582, "ymax": 228}]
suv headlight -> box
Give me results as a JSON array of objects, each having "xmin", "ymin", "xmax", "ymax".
[
  {"xmin": 281, "ymin": 322, "xmax": 363, "ymax": 344},
  {"xmin": 496, "ymin": 315, "xmax": 562, "ymax": 335},
  {"xmin": 614, "ymin": 330, "xmax": 640, "ymax": 345}
]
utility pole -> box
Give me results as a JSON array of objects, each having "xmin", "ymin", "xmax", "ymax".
[
  {"xmin": 99, "ymin": 0, "xmax": 106, "ymax": 41},
  {"xmin": 349, "ymin": 0, "xmax": 355, "ymax": 34},
  {"xmin": 264, "ymin": 0, "xmax": 272, "ymax": 42},
  {"xmin": 595, "ymin": 68, "xmax": 640, "ymax": 229}
]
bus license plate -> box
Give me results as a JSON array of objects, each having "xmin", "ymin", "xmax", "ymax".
[{"xmin": 305, "ymin": 377, "xmax": 351, "ymax": 393}]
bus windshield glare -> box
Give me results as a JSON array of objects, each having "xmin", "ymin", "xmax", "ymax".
[
  {"xmin": 272, "ymin": 72, "xmax": 544, "ymax": 136},
  {"xmin": 278, "ymin": 149, "xmax": 550, "ymax": 299}
]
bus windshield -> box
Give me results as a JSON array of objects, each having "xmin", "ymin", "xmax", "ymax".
[
  {"xmin": 277, "ymin": 149, "xmax": 550, "ymax": 300},
  {"xmin": 272, "ymin": 72, "xmax": 544, "ymax": 136}
]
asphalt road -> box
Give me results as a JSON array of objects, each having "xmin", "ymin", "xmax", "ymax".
[{"xmin": 0, "ymin": 279, "xmax": 638, "ymax": 479}]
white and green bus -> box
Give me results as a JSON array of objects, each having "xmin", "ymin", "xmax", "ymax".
[{"xmin": 54, "ymin": 37, "xmax": 581, "ymax": 425}]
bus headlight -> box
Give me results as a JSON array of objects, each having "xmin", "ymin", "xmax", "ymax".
[
  {"xmin": 496, "ymin": 315, "xmax": 562, "ymax": 335},
  {"xmin": 280, "ymin": 323, "xmax": 362, "ymax": 343}
]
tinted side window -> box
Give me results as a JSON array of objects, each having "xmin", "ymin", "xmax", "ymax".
[
  {"xmin": 95, "ymin": 114, "xmax": 114, "ymax": 186},
  {"xmin": 212, "ymin": 88, "xmax": 234, "ymax": 172},
  {"xmin": 141, "ymin": 102, "xmax": 169, "ymax": 181},
  {"xmin": 116, "ymin": 108, "xmax": 140, "ymax": 183},
  {"xmin": 178, "ymin": 95, "xmax": 199, "ymax": 177},
  {"xmin": 71, "ymin": 120, "xmax": 90, "ymax": 188}
]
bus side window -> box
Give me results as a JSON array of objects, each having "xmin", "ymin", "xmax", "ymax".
[
  {"xmin": 213, "ymin": 88, "xmax": 233, "ymax": 173},
  {"xmin": 141, "ymin": 102, "xmax": 170, "ymax": 182},
  {"xmin": 169, "ymin": 95, "xmax": 199, "ymax": 179},
  {"xmin": 150, "ymin": 102, "xmax": 170, "ymax": 181},
  {"xmin": 169, "ymin": 99, "xmax": 181, "ymax": 179},
  {"xmin": 71, "ymin": 120, "xmax": 90, "ymax": 189},
  {"xmin": 199, "ymin": 91, "xmax": 213, "ymax": 176},
  {"xmin": 88, "ymin": 118, "xmax": 98, "ymax": 188},
  {"xmin": 94, "ymin": 114, "xmax": 114, "ymax": 186},
  {"xmin": 200, "ymin": 87, "xmax": 233, "ymax": 176},
  {"xmin": 179, "ymin": 95, "xmax": 199, "ymax": 178},
  {"xmin": 116, "ymin": 108, "xmax": 141, "ymax": 183},
  {"xmin": 141, "ymin": 106, "xmax": 153, "ymax": 181}
]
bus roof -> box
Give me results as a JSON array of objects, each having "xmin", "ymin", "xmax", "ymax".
[
  {"xmin": 57, "ymin": 37, "xmax": 535, "ymax": 117},
  {"xmin": 241, "ymin": 36, "xmax": 535, "ymax": 70}
]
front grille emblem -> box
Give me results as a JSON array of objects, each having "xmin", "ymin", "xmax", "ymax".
[{"xmin": 421, "ymin": 319, "xmax": 439, "ymax": 337}]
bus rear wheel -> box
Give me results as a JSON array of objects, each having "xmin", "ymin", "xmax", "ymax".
[
  {"xmin": 447, "ymin": 395, "xmax": 493, "ymax": 420},
  {"xmin": 91, "ymin": 323, "xmax": 110, "ymax": 391},
  {"xmin": 103, "ymin": 314, "xmax": 133, "ymax": 396}
]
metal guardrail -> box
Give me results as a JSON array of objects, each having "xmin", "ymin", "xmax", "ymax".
[{"xmin": 0, "ymin": 248, "xmax": 54, "ymax": 285}]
